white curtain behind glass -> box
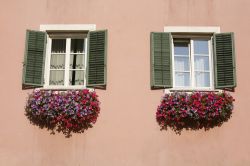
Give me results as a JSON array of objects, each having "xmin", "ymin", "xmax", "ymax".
[
  {"xmin": 174, "ymin": 42, "xmax": 190, "ymax": 87},
  {"xmin": 193, "ymin": 40, "xmax": 210, "ymax": 87},
  {"xmin": 69, "ymin": 39, "xmax": 85, "ymax": 85},
  {"xmin": 49, "ymin": 39, "xmax": 66, "ymax": 85}
]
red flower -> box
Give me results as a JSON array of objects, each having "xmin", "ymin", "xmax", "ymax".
[{"xmin": 156, "ymin": 92, "xmax": 234, "ymax": 130}]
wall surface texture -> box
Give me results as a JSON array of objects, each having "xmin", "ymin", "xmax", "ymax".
[{"xmin": 1, "ymin": 0, "xmax": 250, "ymax": 165}]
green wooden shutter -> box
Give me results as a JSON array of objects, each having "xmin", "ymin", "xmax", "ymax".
[
  {"xmin": 150, "ymin": 32, "xmax": 172, "ymax": 89},
  {"xmin": 86, "ymin": 30, "xmax": 107, "ymax": 89},
  {"xmin": 22, "ymin": 30, "xmax": 46, "ymax": 89},
  {"xmin": 213, "ymin": 33, "xmax": 236, "ymax": 89}
]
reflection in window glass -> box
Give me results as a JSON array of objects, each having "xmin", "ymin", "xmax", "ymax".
[
  {"xmin": 173, "ymin": 38, "xmax": 211, "ymax": 88},
  {"xmin": 194, "ymin": 56, "xmax": 209, "ymax": 71},
  {"xmin": 174, "ymin": 42, "xmax": 190, "ymax": 87},
  {"xmin": 174, "ymin": 43, "xmax": 189, "ymax": 55},
  {"xmin": 194, "ymin": 39, "xmax": 210, "ymax": 87},
  {"xmin": 194, "ymin": 40, "xmax": 209, "ymax": 54}
]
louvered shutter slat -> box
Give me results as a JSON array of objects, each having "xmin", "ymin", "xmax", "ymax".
[
  {"xmin": 214, "ymin": 33, "xmax": 236, "ymax": 89},
  {"xmin": 86, "ymin": 30, "xmax": 107, "ymax": 89},
  {"xmin": 22, "ymin": 30, "xmax": 46, "ymax": 89},
  {"xmin": 150, "ymin": 32, "xmax": 172, "ymax": 89}
]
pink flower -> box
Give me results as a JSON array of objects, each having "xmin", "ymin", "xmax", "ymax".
[{"xmin": 156, "ymin": 92, "xmax": 234, "ymax": 130}]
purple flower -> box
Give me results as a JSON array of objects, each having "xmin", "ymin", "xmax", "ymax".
[{"xmin": 25, "ymin": 89, "xmax": 101, "ymax": 132}]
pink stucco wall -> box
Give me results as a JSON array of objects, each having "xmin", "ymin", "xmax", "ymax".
[{"xmin": 1, "ymin": 0, "xmax": 250, "ymax": 165}]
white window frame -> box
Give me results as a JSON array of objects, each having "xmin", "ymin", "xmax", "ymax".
[
  {"xmin": 164, "ymin": 26, "xmax": 221, "ymax": 92},
  {"xmin": 40, "ymin": 24, "xmax": 96, "ymax": 90}
]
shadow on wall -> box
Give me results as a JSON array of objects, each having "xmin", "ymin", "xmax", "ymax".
[
  {"xmin": 25, "ymin": 112, "xmax": 93, "ymax": 138},
  {"xmin": 158, "ymin": 113, "xmax": 233, "ymax": 135}
]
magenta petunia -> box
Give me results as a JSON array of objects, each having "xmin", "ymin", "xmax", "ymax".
[
  {"xmin": 156, "ymin": 91, "xmax": 234, "ymax": 131},
  {"xmin": 25, "ymin": 89, "xmax": 101, "ymax": 136}
]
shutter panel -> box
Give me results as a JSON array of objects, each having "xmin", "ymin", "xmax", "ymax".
[
  {"xmin": 86, "ymin": 30, "xmax": 107, "ymax": 89},
  {"xmin": 150, "ymin": 32, "xmax": 172, "ymax": 89},
  {"xmin": 214, "ymin": 33, "xmax": 236, "ymax": 89},
  {"xmin": 22, "ymin": 30, "xmax": 46, "ymax": 89}
]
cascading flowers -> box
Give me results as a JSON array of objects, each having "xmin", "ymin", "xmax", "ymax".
[
  {"xmin": 25, "ymin": 89, "xmax": 100, "ymax": 136},
  {"xmin": 156, "ymin": 92, "xmax": 235, "ymax": 132}
]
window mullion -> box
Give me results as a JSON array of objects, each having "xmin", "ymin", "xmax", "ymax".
[
  {"xmin": 190, "ymin": 39, "xmax": 195, "ymax": 89},
  {"xmin": 84, "ymin": 37, "xmax": 88, "ymax": 87},
  {"xmin": 65, "ymin": 38, "xmax": 71, "ymax": 87},
  {"xmin": 45, "ymin": 36, "xmax": 52, "ymax": 87},
  {"xmin": 171, "ymin": 37, "xmax": 175, "ymax": 88},
  {"xmin": 208, "ymin": 38, "xmax": 213, "ymax": 89}
]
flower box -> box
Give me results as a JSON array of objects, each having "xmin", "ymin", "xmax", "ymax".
[
  {"xmin": 25, "ymin": 89, "xmax": 100, "ymax": 136},
  {"xmin": 156, "ymin": 92, "xmax": 234, "ymax": 133}
]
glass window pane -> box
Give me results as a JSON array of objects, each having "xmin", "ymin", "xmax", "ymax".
[
  {"xmin": 195, "ymin": 72, "xmax": 210, "ymax": 87},
  {"xmin": 49, "ymin": 70, "xmax": 64, "ymax": 85},
  {"xmin": 175, "ymin": 72, "xmax": 190, "ymax": 87},
  {"xmin": 174, "ymin": 43, "xmax": 189, "ymax": 55},
  {"xmin": 51, "ymin": 39, "xmax": 66, "ymax": 53},
  {"xmin": 69, "ymin": 70, "xmax": 84, "ymax": 85},
  {"xmin": 50, "ymin": 54, "xmax": 65, "ymax": 69},
  {"xmin": 194, "ymin": 56, "xmax": 209, "ymax": 71},
  {"xmin": 174, "ymin": 57, "xmax": 190, "ymax": 71},
  {"xmin": 70, "ymin": 54, "xmax": 84, "ymax": 69},
  {"xmin": 71, "ymin": 39, "xmax": 84, "ymax": 53},
  {"xmin": 194, "ymin": 40, "xmax": 209, "ymax": 54}
]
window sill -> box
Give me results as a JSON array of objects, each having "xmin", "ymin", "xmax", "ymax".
[
  {"xmin": 37, "ymin": 86, "xmax": 94, "ymax": 91},
  {"xmin": 165, "ymin": 88, "xmax": 222, "ymax": 93}
]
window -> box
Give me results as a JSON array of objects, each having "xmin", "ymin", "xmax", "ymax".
[
  {"xmin": 173, "ymin": 37, "xmax": 212, "ymax": 89},
  {"xmin": 150, "ymin": 26, "xmax": 236, "ymax": 91},
  {"xmin": 46, "ymin": 36, "xmax": 87, "ymax": 88},
  {"xmin": 22, "ymin": 25, "xmax": 107, "ymax": 90}
]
